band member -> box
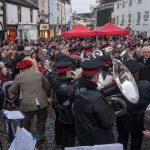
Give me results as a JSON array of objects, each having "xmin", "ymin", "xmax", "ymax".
[
  {"xmin": 73, "ymin": 59, "xmax": 115, "ymax": 146},
  {"xmin": 49, "ymin": 60, "xmax": 75, "ymax": 148},
  {"xmin": 83, "ymin": 45, "xmax": 93, "ymax": 59},
  {"xmin": 100, "ymin": 42, "xmax": 111, "ymax": 53},
  {"xmin": 127, "ymin": 43, "xmax": 140, "ymax": 60},
  {"xmin": 68, "ymin": 47, "xmax": 79, "ymax": 59},
  {"xmin": 96, "ymin": 55, "xmax": 113, "ymax": 89},
  {"xmin": 116, "ymin": 60, "xmax": 150, "ymax": 150}
]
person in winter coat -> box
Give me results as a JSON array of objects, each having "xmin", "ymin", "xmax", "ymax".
[{"xmin": 73, "ymin": 59, "xmax": 115, "ymax": 146}]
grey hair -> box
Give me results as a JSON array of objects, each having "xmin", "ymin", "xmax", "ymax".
[{"xmin": 142, "ymin": 46, "xmax": 150, "ymax": 53}]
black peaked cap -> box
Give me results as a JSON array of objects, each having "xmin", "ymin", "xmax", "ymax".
[
  {"xmin": 55, "ymin": 61, "xmax": 73, "ymax": 69},
  {"xmin": 124, "ymin": 60, "xmax": 141, "ymax": 73},
  {"xmin": 80, "ymin": 59, "xmax": 103, "ymax": 70}
]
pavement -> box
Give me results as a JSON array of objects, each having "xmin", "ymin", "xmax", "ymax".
[{"xmin": 1, "ymin": 106, "xmax": 150, "ymax": 150}]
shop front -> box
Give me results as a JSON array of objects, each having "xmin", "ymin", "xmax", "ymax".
[
  {"xmin": 40, "ymin": 24, "xmax": 49, "ymax": 39},
  {"xmin": 18, "ymin": 24, "xmax": 38, "ymax": 41},
  {"xmin": 7, "ymin": 25, "xmax": 17, "ymax": 42},
  {"xmin": 49, "ymin": 25, "xmax": 56, "ymax": 38}
]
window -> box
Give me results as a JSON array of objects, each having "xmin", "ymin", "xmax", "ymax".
[
  {"xmin": 137, "ymin": 31, "xmax": 140, "ymax": 35},
  {"xmin": 129, "ymin": 0, "xmax": 132, "ymax": 6},
  {"xmin": 0, "ymin": 6, "xmax": 3, "ymax": 10},
  {"xmin": 57, "ymin": 3, "xmax": 60, "ymax": 11},
  {"xmin": 57, "ymin": 17, "xmax": 60, "ymax": 24},
  {"xmin": 137, "ymin": 12, "xmax": 141, "ymax": 25},
  {"xmin": 17, "ymin": 6, "xmax": 21, "ymax": 22},
  {"xmin": 117, "ymin": 3, "xmax": 119, "ymax": 9},
  {"xmin": 30, "ymin": 9, "xmax": 33, "ymax": 23},
  {"xmin": 122, "ymin": 1, "xmax": 125, "ymax": 8},
  {"xmin": 128, "ymin": 14, "xmax": 131, "ymax": 25},
  {"xmin": 131, "ymin": 31, "xmax": 135, "ymax": 35},
  {"xmin": 116, "ymin": 16, "xmax": 119, "ymax": 25},
  {"xmin": 138, "ymin": 0, "xmax": 142, "ymax": 4},
  {"xmin": 121, "ymin": 15, "xmax": 125, "ymax": 25},
  {"xmin": 143, "ymin": 31, "xmax": 147, "ymax": 36},
  {"xmin": 144, "ymin": 11, "xmax": 149, "ymax": 21}
]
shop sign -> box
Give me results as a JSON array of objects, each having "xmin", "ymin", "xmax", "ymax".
[
  {"xmin": 40, "ymin": 24, "xmax": 49, "ymax": 31},
  {"xmin": 18, "ymin": 25, "xmax": 37, "ymax": 30},
  {"xmin": 7, "ymin": 25, "xmax": 17, "ymax": 31}
]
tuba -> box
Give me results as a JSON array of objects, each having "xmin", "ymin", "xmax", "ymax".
[
  {"xmin": 119, "ymin": 49, "xmax": 133, "ymax": 62},
  {"xmin": 100, "ymin": 59, "xmax": 139, "ymax": 116},
  {"xmin": 105, "ymin": 46, "xmax": 113, "ymax": 54},
  {"xmin": 79, "ymin": 51, "xmax": 91, "ymax": 62},
  {"xmin": 92, "ymin": 49, "xmax": 103, "ymax": 58}
]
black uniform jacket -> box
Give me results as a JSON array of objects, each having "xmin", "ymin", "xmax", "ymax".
[
  {"xmin": 117, "ymin": 79, "xmax": 150, "ymax": 131},
  {"xmin": 48, "ymin": 72, "xmax": 73, "ymax": 106},
  {"xmin": 73, "ymin": 78, "xmax": 115, "ymax": 146}
]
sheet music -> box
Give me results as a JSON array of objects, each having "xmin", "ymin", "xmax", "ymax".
[
  {"xmin": 3, "ymin": 110, "xmax": 25, "ymax": 120},
  {"xmin": 65, "ymin": 144, "xmax": 123, "ymax": 150},
  {"xmin": 146, "ymin": 104, "xmax": 150, "ymax": 110},
  {"xmin": 9, "ymin": 127, "xmax": 36, "ymax": 150}
]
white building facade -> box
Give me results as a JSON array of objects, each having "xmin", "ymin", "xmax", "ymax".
[
  {"xmin": 49, "ymin": 0, "xmax": 72, "ymax": 37},
  {"xmin": 49, "ymin": 0, "xmax": 57, "ymax": 37},
  {"xmin": 65, "ymin": 2, "xmax": 72, "ymax": 27},
  {"xmin": 112, "ymin": 0, "xmax": 150, "ymax": 36},
  {"xmin": 6, "ymin": 0, "xmax": 38, "ymax": 41},
  {"xmin": 38, "ymin": 0, "xmax": 50, "ymax": 38},
  {"xmin": 0, "ymin": 0, "xmax": 4, "ymax": 43},
  {"xmin": 56, "ymin": 0, "xmax": 72, "ymax": 35},
  {"xmin": 0, "ymin": 0, "xmax": 3, "ymax": 30}
]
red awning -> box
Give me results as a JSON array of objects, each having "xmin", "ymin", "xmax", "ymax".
[
  {"xmin": 63, "ymin": 24, "xmax": 95, "ymax": 37},
  {"xmin": 95, "ymin": 23, "xmax": 130, "ymax": 36}
]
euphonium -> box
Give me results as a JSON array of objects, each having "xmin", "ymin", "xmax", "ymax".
[
  {"xmin": 92, "ymin": 49, "xmax": 103, "ymax": 58},
  {"xmin": 79, "ymin": 51, "xmax": 91, "ymax": 62},
  {"xmin": 119, "ymin": 49, "xmax": 133, "ymax": 62},
  {"xmin": 105, "ymin": 46, "xmax": 113, "ymax": 54},
  {"xmin": 99, "ymin": 59, "xmax": 139, "ymax": 116}
]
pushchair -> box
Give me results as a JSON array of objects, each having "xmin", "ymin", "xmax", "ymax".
[{"xmin": 2, "ymin": 81, "xmax": 19, "ymax": 110}]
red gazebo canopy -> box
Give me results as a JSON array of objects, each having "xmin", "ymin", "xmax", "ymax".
[
  {"xmin": 63, "ymin": 24, "xmax": 95, "ymax": 37},
  {"xmin": 95, "ymin": 23, "xmax": 130, "ymax": 36},
  {"xmin": 93, "ymin": 27, "xmax": 102, "ymax": 32}
]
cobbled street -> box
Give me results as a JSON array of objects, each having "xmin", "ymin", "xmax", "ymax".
[{"xmin": 1, "ymin": 107, "xmax": 150, "ymax": 150}]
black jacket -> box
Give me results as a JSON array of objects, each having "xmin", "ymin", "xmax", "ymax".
[
  {"xmin": 138, "ymin": 57, "xmax": 150, "ymax": 82},
  {"xmin": 117, "ymin": 79, "xmax": 150, "ymax": 131},
  {"xmin": 73, "ymin": 78, "xmax": 115, "ymax": 146}
]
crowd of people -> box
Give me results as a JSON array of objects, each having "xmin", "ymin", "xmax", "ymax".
[{"xmin": 0, "ymin": 35, "xmax": 150, "ymax": 150}]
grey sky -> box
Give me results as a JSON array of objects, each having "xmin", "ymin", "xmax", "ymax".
[{"xmin": 71, "ymin": 0, "xmax": 96, "ymax": 13}]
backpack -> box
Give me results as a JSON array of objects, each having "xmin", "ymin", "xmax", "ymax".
[{"xmin": 55, "ymin": 82, "xmax": 75, "ymax": 125}]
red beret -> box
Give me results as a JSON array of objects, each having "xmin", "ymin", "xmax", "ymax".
[{"xmin": 16, "ymin": 60, "xmax": 33, "ymax": 70}]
